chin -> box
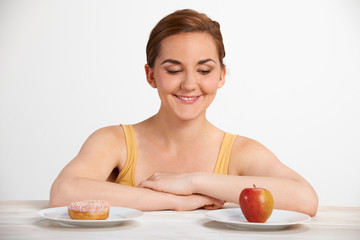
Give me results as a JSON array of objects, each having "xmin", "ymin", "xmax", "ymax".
[
  {"xmin": 174, "ymin": 111, "xmax": 205, "ymax": 122},
  {"xmin": 161, "ymin": 102, "xmax": 208, "ymax": 121}
]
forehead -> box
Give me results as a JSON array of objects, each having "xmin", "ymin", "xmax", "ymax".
[{"xmin": 157, "ymin": 32, "xmax": 218, "ymax": 62}]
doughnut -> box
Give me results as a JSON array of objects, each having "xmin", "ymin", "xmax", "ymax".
[{"xmin": 68, "ymin": 200, "xmax": 110, "ymax": 220}]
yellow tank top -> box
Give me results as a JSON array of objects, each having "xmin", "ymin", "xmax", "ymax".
[{"xmin": 116, "ymin": 124, "xmax": 237, "ymax": 186}]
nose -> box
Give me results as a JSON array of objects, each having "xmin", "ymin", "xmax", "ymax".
[{"xmin": 180, "ymin": 71, "xmax": 197, "ymax": 91}]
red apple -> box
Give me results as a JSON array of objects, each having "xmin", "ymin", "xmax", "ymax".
[{"xmin": 239, "ymin": 184, "xmax": 274, "ymax": 223}]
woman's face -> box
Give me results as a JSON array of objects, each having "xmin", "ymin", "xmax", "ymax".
[{"xmin": 145, "ymin": 32, "xmax": 225, "ymax": 121}]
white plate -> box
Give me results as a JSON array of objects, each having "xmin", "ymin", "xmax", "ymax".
[
  {"xmin": 206, "ymin": 208, "xmax": 311, "ymax": 230},
  {"xmin": 38, "ymin": 206, "xmax": 143, "ymax": 227}
]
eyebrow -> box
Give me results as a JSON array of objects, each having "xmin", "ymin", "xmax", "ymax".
[
  {"xmin": 198, "ymin": 58, "xmax": 216, "ymax": 65},
  {"xmin": 161, "ymin": 58, "xmax": 216, "ymax": 65},
  {"xmin": 161, "ymin": 59, "xmax": 181, "ymax": 65}
]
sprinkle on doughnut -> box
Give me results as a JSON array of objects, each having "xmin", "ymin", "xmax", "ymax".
[{"xmin": 68, "ymin": 200, "xmax": 110, "ymax": 213}]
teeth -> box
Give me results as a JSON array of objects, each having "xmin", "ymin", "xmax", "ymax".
[{"xmin": 178, "ymin": 96, "xmax": 197, "ymax": 101}]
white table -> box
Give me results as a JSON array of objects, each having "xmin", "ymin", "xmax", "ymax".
[{"xmin": 1, "ymin": 201, "xmax": 360, "ymax": 239}]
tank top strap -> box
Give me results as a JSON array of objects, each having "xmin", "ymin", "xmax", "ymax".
[
  {"xmin": 213, "ymin": 133, "xmax": 237, "ymax": 175},
  {"xmin": 116, "ymin": 124, "xmax": 138, "ymax": 186}
]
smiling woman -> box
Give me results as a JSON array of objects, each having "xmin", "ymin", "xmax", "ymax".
[
  {"xmin": 145, "ymin": 31, "xmax": 225, "ymax": 121},
  {"xmin": 49, "ymin": 9, "xmax": 318, "ymax": 216}
]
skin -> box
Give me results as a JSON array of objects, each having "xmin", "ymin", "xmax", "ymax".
[{"xmin": 50, "ymin": 32, "xmax": 318, "ymax": 216}]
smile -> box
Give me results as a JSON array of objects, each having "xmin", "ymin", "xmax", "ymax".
[{"xmin": 174, "ymin": 95, "xmax": 201, "ymax": 103}]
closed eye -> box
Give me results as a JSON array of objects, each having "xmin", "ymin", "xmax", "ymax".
[
  {"xmin": 166, "ymin": 69, "xmax": 182, "ymax": 75},
  {"xmin": 198, "ymin": 70, "xmax": 211, "ymax": 75}
]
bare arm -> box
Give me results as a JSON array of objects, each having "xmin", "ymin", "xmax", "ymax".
[
  {"xmin": 139, "ymin": 137, "xmax": 318, "ymax": 216},
  {"xmin": 50, "ymin": 126, "xmax": 223, "ymax": 211},
  {"xmin": 191, "ymin": 172, "xmax": 318, "ymax": 216},
  {"xmin": 51, "ymin": 175, "xmax": 223, "ymax": 211}
]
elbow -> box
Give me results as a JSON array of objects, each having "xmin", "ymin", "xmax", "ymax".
[
  {"xmin": 308, "ymin": 192, "xmax": 319, "ymax": 217},
  {"xmin": 49, "ymin": 198, "xmax": 62, "ymax": 208},
  {"xmin": 49, "ymin": 193, "xmax": 64, "ymax": 208},
  {"xmin": 284, "ymin": 182, "xmax": 318, "ymax": 217},
  {"xmin": 301, "ymin": 186, "xmax": 319, "ymax": 217},
  {"xmin": 49, "ymin": 178, "xmax": 72, "ymax": 208},
  {"xmin": 49, "ymin": 183, "xmax": 63, "ymax": 207}
]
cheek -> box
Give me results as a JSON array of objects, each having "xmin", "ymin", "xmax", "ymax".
[
  {"xmin": 201, "ymin": 76, "xmax": 221, "ymax": 93},
  {"xmin": 155, "ymin": 72, "xmax": 178, "ymax": 91}
]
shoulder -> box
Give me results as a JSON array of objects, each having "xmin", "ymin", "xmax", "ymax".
[
  {"xmin": 78, "ymin": 125, "xmax": 127, "ymax": 163},
  {"xmin": 90, "ymin": 125, "xmax": 125, "ymax": 140},
  {"xmin": 82, "ymin": 125, "xmax": 125, "ymax": 148},
  {"xmin": 55, "ymin": 125, "xmax": 128, "ymax": 182},
  {"xmin": 231, "ymin": 135, "xmax": 267, "ymax": 153},
  {"xmin": 229, "ymin": 135, "xmax": 280, "ymax": 175}
]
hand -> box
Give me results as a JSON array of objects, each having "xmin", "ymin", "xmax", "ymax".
[
  {"xmin": 138, "ymin": 172, "xmax": 196, "ymax": 196},
  {"xmin": 173, "ymin": 194, "xmax": 225, "ymax": 211},
  {"xmin": 139, "ymin": 172, "xmax": 225, "ymax": 211}
]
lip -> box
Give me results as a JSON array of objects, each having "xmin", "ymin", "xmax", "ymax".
[{"xmin": 174, "ymin": 94, "xmax": 201, "ymax": 104}]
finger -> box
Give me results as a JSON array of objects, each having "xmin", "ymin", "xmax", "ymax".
[
  {"xmin": 203, "ymin": 202, "xmax": 223, "ymax": 210},
  {"xmin": 203, "ymin": 205, "xmax": 216, "ymax": 210},
  {"xmin": 138, "ymin": 180, "xmax": 156, "ymax": 190},
  {"xmin": 148, "ymin": 172, "xmax": 165, "ymax": 181},
  {"xmin": 202, "ymin": 198, "xmax": 225, "ymax": 210},
  {"xmin": 139, "ymin": 180, "xmax": 169, "ymax": 194}
]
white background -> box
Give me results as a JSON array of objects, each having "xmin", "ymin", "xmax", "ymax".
[{"xmin": 1, "ymin": 0, "xmax": 359, "ymax": 206}]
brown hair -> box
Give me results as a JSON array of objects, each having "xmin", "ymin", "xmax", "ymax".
[{"xmin": 146, "ymin": 9, "xmax": 225, "ymax": 68}]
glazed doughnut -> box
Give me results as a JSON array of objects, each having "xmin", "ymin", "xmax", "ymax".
[{"xmin": 68, "ymin": 200, "xmax": 110, "ymax": 220}]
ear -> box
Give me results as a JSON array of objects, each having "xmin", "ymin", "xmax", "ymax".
[
  {"xmin": 145, "ymin": 64, "xmax": 157, "ymax": 88},
  {"xmin": 217, "ymin": 67, "xmax": 226, "ymax": 89}
]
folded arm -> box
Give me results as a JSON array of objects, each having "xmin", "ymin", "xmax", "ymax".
[
  {"xmin": 49, "ymin": 126, "xmax": 223, "ymax": 211},
  {"xmin": 139, "ymin": 137, "xmax": 318, "ymax": 216}
]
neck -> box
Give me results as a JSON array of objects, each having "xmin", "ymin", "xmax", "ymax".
[{"xmin": 144, "ymin": 110, "xmax": 215, "ymax": 146}]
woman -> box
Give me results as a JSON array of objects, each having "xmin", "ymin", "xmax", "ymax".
[{"xmin": 50, "ymin": 9, "xmax": 318, "ymax": 216}]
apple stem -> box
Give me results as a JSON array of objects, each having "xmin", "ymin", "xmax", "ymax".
[{"xmin": 253, "ymin": 184, "xmax": 256, "ymax": 188}]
